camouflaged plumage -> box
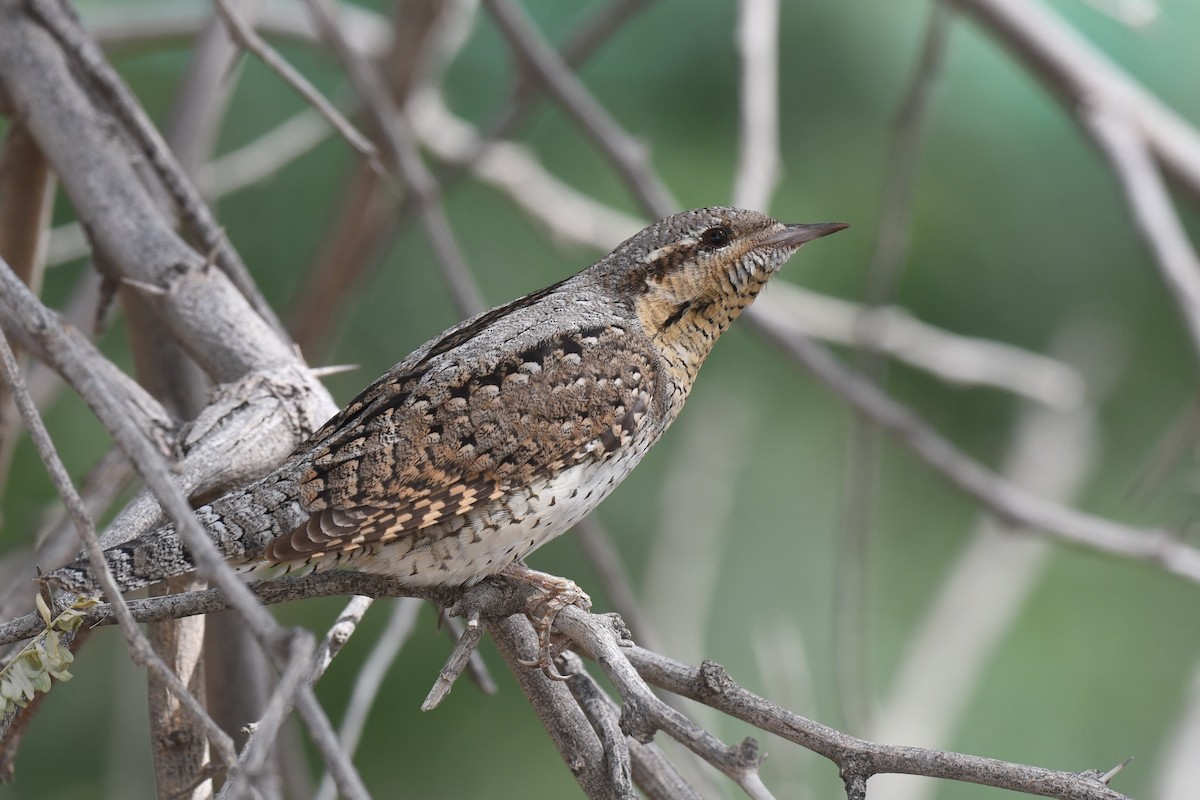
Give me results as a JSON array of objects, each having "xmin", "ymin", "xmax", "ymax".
[{"xmin": 48, "ymin": 208, "xmax": 845, "ymax": 595}]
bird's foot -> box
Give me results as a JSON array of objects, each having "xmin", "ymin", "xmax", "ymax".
[{"xmin": 501, "ymin": 562, "xmax": 591, "ymax": 681}]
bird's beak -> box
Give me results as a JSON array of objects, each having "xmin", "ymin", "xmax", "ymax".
[{"xmin": 762, "ymin": 222, "xmax": 850, "ymax": 248}]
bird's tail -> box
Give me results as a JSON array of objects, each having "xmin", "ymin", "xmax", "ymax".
[
  {"xmin": 44, "ymin": 476, "xmax": 306, "ymax": 596},
  {"xmin": 46, "ymin": 520, "xmax": 201, "ymax": 595}
]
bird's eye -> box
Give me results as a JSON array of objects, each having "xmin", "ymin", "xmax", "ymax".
[{"xmin": 699, "ymin": 226, "xmax": 732, "ymax": 249}]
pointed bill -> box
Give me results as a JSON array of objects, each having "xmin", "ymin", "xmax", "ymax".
[{"xmin": 762, "ymin": 222, "xmax": 850, "ymax": 248}]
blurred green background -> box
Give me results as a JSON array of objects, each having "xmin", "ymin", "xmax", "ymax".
[{"xmin": 3, "ymin": 0, "xmax": 1199, "ymax": 797}]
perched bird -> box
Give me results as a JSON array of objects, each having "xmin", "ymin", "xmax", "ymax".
[{"xmin": 49, "ymin": 207, "xmax": 846, "ymax": 613}]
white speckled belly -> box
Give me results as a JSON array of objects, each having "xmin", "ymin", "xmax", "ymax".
[{"xmin": 345, "ymin": 443, "xmax": 646, "ymax": 587}]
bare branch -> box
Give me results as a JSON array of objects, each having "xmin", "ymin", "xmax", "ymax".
[
  {"xmin": 560, "ymin": 652, "xmax": 636, "ymax": 798},
  {"xmin": 312, "ymin": 595, "xmax": 374, "ymax": 677},
  {"xmin": 422, "ymin": 609, "xmax": 484, "ymax": 712},
  {"xmin": 303, "ymin": 0, "xmax": 486, "ymax": 318},
  {"xmin": 556, "ymin": 608, "xmax": 772, "ymax": 799},
  {"xmin": 753, "ymin": 284, "xmax": 1086, "ymax": 408},
  {"xmin": 949, "ymin": 0, "xmax": 1200, "ymax": 207},
  {"xmin": 869, "ymin": 367, "xmax": 1100, "ymax": 800},
  {"xmin": 24, "ymin": 0, "xmax": 288, "ymax": 338},
  {"xmin": 1081, "ymin": 104, "xmax": 1200, "ymax": 368},
  {"xmin": 624, "ymin": 645, "xmax": 1132, "ymax": 800},
  {"xmin": 731, "ymin": 0, "xmax": 780, "ymax": 210},
  {"xmin": 211, "ymin": 0, "xmax": 381, "ymax": 168},
  {"xmin": 486, "ymin": 613, "xmax": 625, "ymax": 800},
  {"xmin": 483, "ymin": 0, "xmax": 677, "ymax": 219},
  {"xmin": 0, "ymin": 324, "xmax": 238, "ymax": 774},
  {"xmin": 562, "ymin": 652, "xmax": 701, "ymax": 800},
  {"xmin": 462, "ymin": 613, "xmax": 502, "ymax": 686},
  {"xmin": 313, "ymin": 598, "xmax": 421, "ymax": 800},
  {"xmin": 217, "ymin": 632, "xmax": 317, "ymax": 800},
  {"xmin": 748, "ymin": 321, "xmax": 1200, "ymax": 583}
]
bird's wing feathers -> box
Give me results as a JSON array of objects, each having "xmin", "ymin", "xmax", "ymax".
[{"xmin": 266, "ymin": 324, "xmax": 658, "ymax": 563}]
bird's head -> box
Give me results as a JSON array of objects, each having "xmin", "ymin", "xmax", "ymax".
[{"xmin": 602, "ymin": 206, "xmax": 846, "ymax": 352}]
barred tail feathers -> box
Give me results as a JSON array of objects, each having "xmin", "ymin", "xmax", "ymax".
[{"xmin": 45, "ymin": 477, "xmax": 306, "ymax": 596}]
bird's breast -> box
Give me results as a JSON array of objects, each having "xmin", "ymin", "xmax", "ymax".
[{"xmin": 349, "ymin": 433, "xmax": 652, "ymax": 586}]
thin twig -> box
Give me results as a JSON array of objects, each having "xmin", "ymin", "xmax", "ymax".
[
  {"xmin": 211, "ymin": 0, "xmax": 382, "ymax": 169},
  {"xmin": 835, "ymin": 1, "xmax": 950, "ymax": 733},
  {"xmin": 217, "ymin": 631, "xmax": 316, "ymax": 800},
  {"xmin": 311, "ymin": 595, "xmax": 375, "ymax": 678},
  {"xmin": 483, "ymin": 0, "xmax": 677, "ymax": 219},
  {"xmin": 422, "ymin": 609, "xmax": 484, "ymax": 711},
  {"xmin": 748, "ymin": 322, "xmax": 1200, "ymax": 582},
  {"xmin": 731, "ymin": 0, "xmax": 780, "ymax": 210},
  {"xmin": 303, "ymin": 0, "xmax": 486, "ymax": 318},
  {"xmin": 441, "ymin": 614, "xmax": 499, "ymax": 697},
  {"xmin": 486, "ymin": 613, "xmax": 621, "ymax": 800},
  {"xmin": 560, "ymin": 652, "xmax": 636, "ymax": 798},
  {"xmin": 313, "ymin": 597, "xmax": 422, "ymax": 800},
  {"xmin": 1081, "ymin": 103, "xmax": 1200, "ymax": 369}
]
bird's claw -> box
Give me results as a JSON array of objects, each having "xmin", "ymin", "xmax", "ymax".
[{"xmin": 503, "ymin": 563, "xmax": 591, "ymax": 680}]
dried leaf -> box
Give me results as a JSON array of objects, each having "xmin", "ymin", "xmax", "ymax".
[{"xmin": 35, "ymin": 592, "xmax": 51, "ymax": 627}]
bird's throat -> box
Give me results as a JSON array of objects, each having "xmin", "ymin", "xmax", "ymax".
[{"xmin": 634, "ymin": 275, "xmax": 768, "ymax": 415}]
